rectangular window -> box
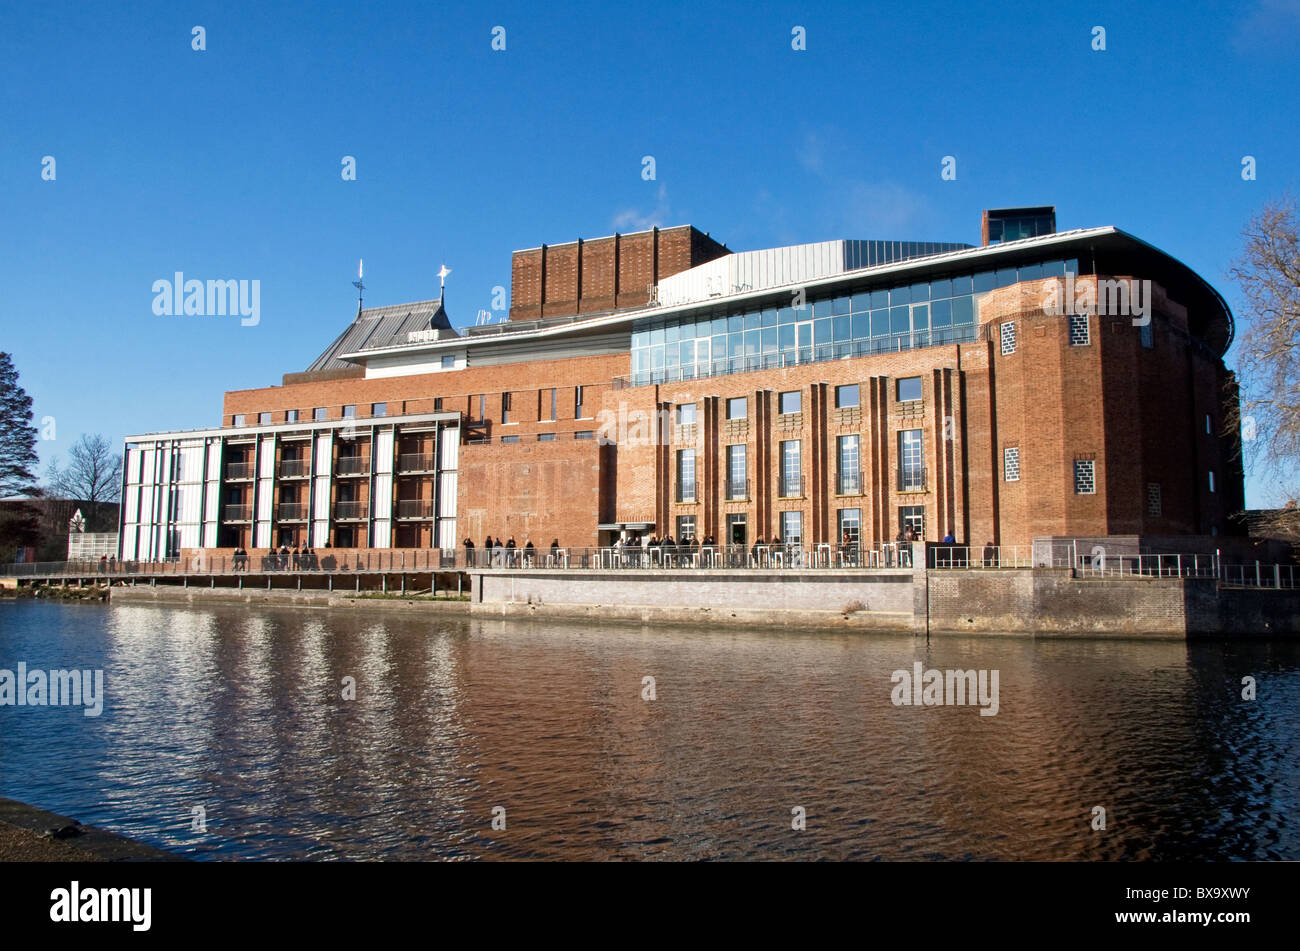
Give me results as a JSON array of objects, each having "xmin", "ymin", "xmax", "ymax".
[
  {"xmin": 726, "ymin": 513, "xmax": 747, "ymax": 547},
  {"xmin": 433, "ymin": 398, "xmax": 443, "ymax": 412},
  {"xmin": 501, "ymin": 435, "xmax": 518, "ymax": 444},
  {"xmin": 896, "ymin": 377, "xmax": 922, "ymax": 402},
  {"xmin": 313, "ymin": 408, "xmax": 327, "ymax": 422},
  {"xmin": 1000, "ymin": 322, "xmax": 1016, "ymax": 355},
  {"xmin": 1074, "ymin": 459, "xmax": 1096, "ymax": 495},
  {"xmin": 1140, "ymin": 321, "xmax": 1154, "ymax": 349},
  {"xmin": 1208, "ymin": 470, "xmax": 1215, "ymax": 493},
  {"xmin": 342, "ymin": 405, "xmax": 356, "ymax": 418},
  {"xmin": 1069, "ymin": 313, "xmax": 1090, "ymax": 346},
  {"xmin": 676, "ymin": 515, "xmax": 696, "ymax": 542},
  {"xmin": 678, "ymin": 402, "xmax": 697, "ymax": 425},
  {"xmin": 286, "ymin": 409, "xmax": 299, "ymax": 423},
  {"xmin": 537, "ymin": 433, "xmax": 556, "ymax": 442},
  {"xmin": 676, "ymin": 449, "xmax": 697, "ymax": 502},
  {"xmin": 836, "ymin": 384, "xmax": 859, "ymax": 408},
  {"xmin": 726, "ymin": 444, "xmax": 747, "ymax": 499},
  {"xmin": 838, "ymin": 435, "xmax": 861, "ymax": 494},
  {"xmin": 780, "ymin": 511, "xmax": 802, "ymax": 546},
  {"xmin": 1004, "ymin": 447, "xmax": 1020, "ymax": 482},
  {"xmin": 501, "ymin": 392, "xmax": 511, "ymax": 424},
  {"xmin": 478, "ymin": 394, "xmax": 486, "ymax": 420},
  {"xmin": 900, "ymin": 505, "xmax": 925, "ymax": 539},
  {"xmin": 1147, "ymin": 482, "xmax": 1162, "ymax": 517},
  {"xmin": 899, "ymin": 430, "xmax": 924, "ymax": 491},
  {"xmin": 548, "ymin": 388, "xmax": 557, "ymax": 421},
  {"xmin": 233, "ymin": 414, "xmax": 245, "ymax": 427},
  {"xmin": 372, "ymin": 402, "xmax": 387, "ymax": 417},
  {"xmin": 779, "ymin": 390, "xmax": 801, "ymax": 414},
  {"xmin": 575, "ymin": 386, "xmax": 586, "ymax": 419},
  {"xmin": 726, "ymin": 396, "xmax": 747, "ymax": 420},
  {"xmin": 780, "ymin": 440, "xmax": 801, "ymax": 496},
  {"xmin": 837, "ymin": 508, "xmax": 861, "ymax": 547},
  {"xmin": 574, "ymin": 430, "xmax": 594, "ymax": 440},
  {"xmin": 258, "ymin": 412, "xmax": 271, "ymax": 425},
  {"xmin": 441, "ymin": 354, "xmax": 455, "ymax": 369},
  {"xmin": 1205, "ymin": 414, "xmax": 1212, "ymax": 435}
]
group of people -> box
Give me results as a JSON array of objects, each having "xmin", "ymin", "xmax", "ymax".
[
  {"xmin": 464, "ymin": 536, "xmax": 561, "ymax": 568},
  {"xmin": 95, "ymin": 554, "xmax": 117, "ymax": 573},
  {"xmin": 232, "ymin": 545, "xmax": 325, "ymax": 571}
]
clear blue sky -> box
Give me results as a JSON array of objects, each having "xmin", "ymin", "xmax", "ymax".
[{"xmin": 3, "ymin": 0, "xmax": 1297, "ymax": 505}]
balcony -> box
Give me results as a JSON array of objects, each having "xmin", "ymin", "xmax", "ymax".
[
  {"xmin": 333, "ymin": 500, "xmax": 368, "ymax": 520},
  {"xmin": 396, "ymin": 499, "xmax": 435, "ymax": 519},
  {"xmin": 397, "ymin": 452, "xmax": 436, "ymax": 473},
  {"xmin": 221, "ymin": 504, "xmax": 252, "ymax": 522},
  {"xmin": 224, "ymin": 462, "xmax": 254, "ymax": 480},
  {"xmin": 897, "ymin": 466, "xmax": 927, "ymax": 493},
  {"xmin": 277, "ymin": 503, "xmax": 307, "ymax": 521},
  {"xmin": 336, "ymin": 456, "xmax": 370, "ymax": 477},
  {"xmin": 725, "ymin": 477, "xmax": 750, "ymax": 502},
  {"xmin": 278, "ymin": 459, "xmax": 309, "ymax": 479},
  {"xmin": 779, "ymin": 474, "xmax": 802, "ymax": 498}
]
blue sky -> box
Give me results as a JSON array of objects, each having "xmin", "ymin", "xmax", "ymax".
[{"xmin": 3, "ymin": 0, "xmax": 1298, "ymax": 505}]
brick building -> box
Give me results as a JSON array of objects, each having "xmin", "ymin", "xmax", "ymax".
[{"xmin": 119, "ymin": 209, "xmax": 1244, "ymax": 560}]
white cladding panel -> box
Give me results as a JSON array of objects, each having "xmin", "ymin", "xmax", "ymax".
[
  {"xmin": 439, "ymin": 473, "xmax": 458, "ymax": 518},
  {"xmin": 374, "ymin": 429, "xmax": 394, "ymax": 474},
  {"xmin": 439, "ymin": 428, "xmax": 459, "ymax": 470},
  {"xmin": 315, "ymin": 433, "xmax": 333, "ymax": 475}
]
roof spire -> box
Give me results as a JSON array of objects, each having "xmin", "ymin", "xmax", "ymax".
[
  {"xmin": 437, "ymin": 263, "xmax": 451, "ymax": 303},
  {"xmin": 352, "ymin": 258, "xmax": 365, "ymax": 316}
]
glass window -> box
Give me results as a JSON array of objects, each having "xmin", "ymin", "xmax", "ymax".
[
  {"xmin": 813, "ymin": 319, "xmax": 832, "ymax": 345},
  {"xmin": 761, "ymin": 327, "xmax": 778, "ymax": 352},
  {"xmin": 781, "ymin": 440, "xmax": 801, "ymax": 496},
  {"xmin": 891, "ymin": 285, "xmax": 911, "ymax": 306},
  {"xmin": 441, "ymin": 354, "xmax": 455, "ymax": 369},
  {"xmin": 851, "ymin": 313, "xmax": 869, "ymax": 339},
  {"xmin": 851, "ymin": 293, "xmax": 871, "ymax": 312},
  {"xmin": 574, "ymin": 430, "xmax": 594, "ymax": 440},
  {"xmin": 1000, "ymin": 322, "xmax": 1016, "ymax": 355},
  {"xmin": 726, "ymin": 397, "xmax": 747, "ymax": 419},
  {"xmin": 677, "ymin": 449, "xmax": 697, "ymax": 502},
  {"xmin": 870, "ymin": 289, "xmax": 889, "ymax": 308},
  {"xmin": 575, "ymin": 386, "xmax": 586, "ymax": 418},
  {"xmin": 712, "ymin": 316, "xmax": 728, "ymax": 336},
  {"xmin": 1004, "ymin": 447, "xmax": 1020, "ymax": 482},
  {"xmin": 286, "ymin": 409, "xmax": 299, "ymax": 423},
  {"xmin": 258, "ymin": 412, "xmax": 271, "ymax": 425},
  {"xmin": 900, "ymin": 505, "xmax": 925, "ymax": 539},
  {"xmin": 313, "ymin": 407, "xmax": 327, "ymax": 422},
  {"xmin": 833, "ymin": 315, "xmax": 851, "ymax": 341},
  {"xmin": 233, "ymin": 414, "xmax": 246, "ymax": 427},
  {"xmin": 778, "ymin": 307, "xmax": 796, "ymax": 324},
  {"xmin": 837, "ymin": 509, "xmax": 861, "ymax": 548},
  {"xmin": 890, "ymin": 306, "xmax": 910, "ymax": 334},
  {"xmin": 501, "ymin": 392, "xmax": 511, "ymax": 424},
  {"xmin": 832, "ymin": 296, "xmax": 851, "ymax": 315},
  {"xmin": 1074, "ymin": 459, "xmax": 1096, "ymax": 494},
  {"xmin": 342, "ymin": 405, "xmax": 356, "ymax": 418},
  {"xmin": 779, "ymin": 324, "xmax": 796, "ymax": 350},
  {"xmin": 761, "ymin": 308, "xmax": 778, "ymax": 327},
  {"xmin": 372, "ymin": 402, "xmax": 387, "ymax": 417},
  {"xmin": 836, "ymin": 384, "xmax": 859, "ymax": 408},
  {"xmin": 871, "ymin": 309, "xmax": 890, "ymax": 337},
  {"xmin": 896, "ymin": 377, "xmax": 923, "ymax": 402},
  {"xmin": 780, "ymin": 511, "xmax": 802, "ymax": 546},
  {"xmin": 930, "ymin": 278, "xmax": 952, "ymax": 299},
  {"xmin": 537, "ymin": 433, "xmax": 556, "ymax": 442},
  {"xmin": 838, "ymin": 435, "xmax": 861, "ymax": 494},
  {"xmin": 911, "ymin": 303, "xmax": 929, "ymax": 330},
  {"xmin": 899, "ymin": 430, "xmax": 924, "ymax": 491},
  {"xmin": 678, "ymin": 402, "xmax": 697, "ymax": 425},
  {"xmin": 1069, "ymin": 314, "xmax": 1089, "ymax": 346},
  {"xmin": 779, "ymin": 390, "xmax": 801, "ymax": 414},
  {"xmin": 743, "ymin": 311, "xmax": 761, "ymax": 330},
  {"xmin": 501, "ymin": 435, "xmax": 519, "ymax": 444},
  {"xmin": 547, "ymin": 388, "xmax": 557, "ymax": 421},
  {"xmin": 1140, "ymin": 321, "xmax": 1154, "ymax": 349},
  {"xmin": 812, "ymin": 299, "xmax": 833, "ymax": 318},
  {"xmin": 973, "ymin": 271, "xmax": 996, "ymax": 293},
  {"xmin": 996, "ymin": 268, "xmax": 1018, "ymax": 287},
  {"xmin": 665, "ymin": 321, "xmax": 679, "ymax": 344},
  {"xmin": 952, "ymin": 296, "xmax": 975, "ymax": 325},
  {"xmin": 727, "ymin": 314, "xmax": 743, "ymax": 333},
  {"xmin": 726, "ymin": 444, "xmax": 747, "ymax": 499},
  {"xmin": 744, "ymin": 329, "xmax": 760, "ymax": 355},
  {"xmin": 676, "ymin": 515, "xmax": 696, "ymax": 542},
  {"xmin": 930, "ymin": 298, "xmax": 952, "ymax": 329},
  {"xmin": 1208, "ymin": 470, "xmax": 1215, "ymax": 493},
  {"xmin": 909, "ymin": 282, "xmax": 930, "ymax": 302}
]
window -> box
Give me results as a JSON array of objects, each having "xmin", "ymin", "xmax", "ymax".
[
  {"xmin": 501, "ymin": 435, "xmax": 519, "ymax": 444},
  {"xmin": 726, "ymin": 444, "xmax": 747, "ymax": 499},
  {"xmin": 780, "ymin": 440, "xmax": 801, "ymax": 496},
  {"xmin": 896, "ymin": 377, "xmax": 922, "ymax": 402},
  {"xmin": 537, "ymin": 432, "xmax": 556, "ymax": 442},
  {"xmin": 233, "ymin": 414, "xmax": 245, "ymax": 427},
  {"xmin": 900, "ymin": 505, "xmax": 925, "ymax": 539},
  {"xmin": 1205, "ymin": 414, "xmax": 1212, "ymax": 435},
  {"xmin": 258, "ymin": 412, "xmax": 271, "ymax": 425},
  {"xmin": 547, "ymin": 388, "xmax": 557, "ymax": 422},
  {"xmin": 678, "ymin": 402, "xmax": 697, "ymax": 425},
  {"xmin": 676, "ymin": 449, "xmax": 697, "ymax": 502},
  {"xmin": 899, "ymin": 430, "xmax": 924, "ymax": 491},
  {"xmin": 441, "ymin": 354, "xmax": 455, "ymax": 369},
  {"xmin": 343, "ymin": 405, "xmax": 356, "ymax": 418},
  {"xmin": 501, "ymin": 392, "xmax": 512, "ymax": 424},
  {"xmin": 1000, "ymin": 322, "xmax": 1016, "ymax": 355},
  {"xmin": 478, "ymin": 394, "xmax": 486, "ymax": 420},
  {"xmin": 1140, "ymin": 321, "xmax": 1154, "ymax": 349},
  {"xmin": 1147, "ymin": 482, "xmax": 1162, "ymax": 517},
  {"xmin": 372, "ymin": 402, "xmax": 387, "ymax": 417},
  {"xmin": 286, "ymin": 409, "xmax": 299, "ymax": 423},
  {"xmin": 1074, "ymin": 459, "xmax": 1096, "ymax": 494},
  {"xmin": 838, "ymin": 435, "xmax": 861, "ymax": 494},
  {"xmin": 780, "ymin": 511, "xmax": 802, "ymax": 546},
  {"xmin": 837, "ymin": 508, "xmax": 861, "ymax": 547},
  {"xmin": 779, "ymin": 390, "xmax": 801, "ymax": 414},
  {"xmin": 1208, "ymin": 470, "xmax": 1215, "ymax": 493},
  {"xmin": 1004, "ymin": 447, "xmax": 1020, "ymax": 482},
  {"xmin": 836, "ymin": 384, "xmax": 859, "ymax": 408},
  {"xmin": 726, "ymin": 513, "xmax": 748, "ymax": 547},
  {"xmin": 726, "ymin": 396, "xmax": 747, "ymax": 420},
  {"xmin": 574, "ymin": 430, "xmax": 594, "ymax": 440},
  {"xmin": 433, "ymin": 398, "xmax": 443, "ymax": 412},
  {"xmin": 676, "ymin": 515, "xmax": 696, "ymax": 542},
  {"xmin": 313, "ymin": 407, "xmax": 327, "ymax": 422},
  {"xmin": 1069, "ymin": 313, "xmax": 1090, "ymax": 346},
  {"xmin": 575, "ymin": 386, "xmax": 587, "ymax": 419}
]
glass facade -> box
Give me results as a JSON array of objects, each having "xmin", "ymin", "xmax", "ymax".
[{"xmin": 628, "ymin": 260, "xmax": 1077, "ymax": 386}]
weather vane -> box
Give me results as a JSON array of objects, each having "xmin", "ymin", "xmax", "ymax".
[
  {"xmin": 352, "ymin": 258, "xmax": 365, "ymax": 314},
  {"xmin": 438, "ymin": 264, "xmax": 451, "ymax": 293}
]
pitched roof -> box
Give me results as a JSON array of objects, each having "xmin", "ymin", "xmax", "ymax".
[{"xmin": 307, "ymin": 296, "xmax": 458, "ymax": 371}]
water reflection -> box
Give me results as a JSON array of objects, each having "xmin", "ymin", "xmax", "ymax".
[{"xmin": 1, "ymin": 601, "xmax": 1297, "ymax": 860}]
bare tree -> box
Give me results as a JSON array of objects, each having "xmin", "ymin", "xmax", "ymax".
[
  {"xmin": 1229, "ymin": 194, "xmax": 1300, "ymax": 535},
  {"xmin": 47, "ymin": 433, "xmax": 122, "ymax": 505}
]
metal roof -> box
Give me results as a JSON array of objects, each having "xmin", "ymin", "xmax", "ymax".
[{"xmin": 307, "ymin": 296, "xmax": 458, "ymax": 371}]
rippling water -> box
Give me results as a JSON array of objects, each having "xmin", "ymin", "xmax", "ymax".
[{"xmin": 1, "ymin": 599, "xmax": 1297, "ymax": 860}]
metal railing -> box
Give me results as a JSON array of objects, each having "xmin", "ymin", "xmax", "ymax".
[
  {"xmin": 336, "ymin": 457, "xmax": 370, "ymax": 476},
  {"xmin": 221, "ymin": 504, "xmax": 253, "ymax": 521},
  {"xmin": 224, "ymin": 462, "xmax": 254, "ymax": 479},
  {"xmin": 332, "ymin": 501, "xmax": 368, "ymax": 520},
  {"xmin": 838, "ymin": 470, "xmax": 862, "ymax": 495},
  {"xmin": 397, "ymin": 453, "xmax": 436, "ymax": 472},
  {"xmin": 278, "ymin": 459, "xmax": 309, "ymax": 478},
  {"xmin": 396, "ymin": 499, "xmax": 435, "ymax": 519},
  {"xmin": 276, "ymin": 503, "xmax": 307, "ymax": 521},
  {"xmin": 897, "ymin": 466, "xmax": 927, "ymax": 493}
]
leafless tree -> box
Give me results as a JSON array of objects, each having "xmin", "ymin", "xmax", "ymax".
[
  {"xmin": 1229, "ymin": 194, "xmax": 1300, "ymax": 535},
  {"xmin": 46, "ymin": 433, "xmax": 122, "ymax": 505}
]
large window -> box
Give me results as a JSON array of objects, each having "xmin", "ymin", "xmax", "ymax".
[
  {"xmin": 838, "ymin": 435, "xmax": 861, "ymax": 494},
  {"xmin": 575, "ymin": 386, "xmax": 586, "ymax": 419},
  {"xmin": 676, "ymin": 515, "xmax": 696, "ymax": 542},
  {"xmin": 836, "ymin": 384, "xmax": 859, "ymax": 408},
  {"xmin": 899, "ymin": 430, "xmax": 924, "ymax": 491},
  {"xmin": 726, "ymin": 444, "xmax": 747, "ymax": 499},
  {"xmin": 780, "ymin": 511, "xmax": 802, "ymax": 546},
  {"xmin": 779, "ymin": 390, "xmax": 801, "ymax": 414},
  {"xmin": 837, "ymin": 509, "xmax": 861, "ymax": 547},
  {"xmin": 286, "ymin": 409, "xmax": 299, "ymax": 423},
  {"xmin": 678, "ymin": 402, "xmax": 696, "ymax": 425},
  {"xmin": 676, "ymin": 449, "xmax": 696, "ymax": 502},
  {"xmin": 896, "ymin": 377, "xmax": 922, "ymax": 402},
  {"xmin": 372, "ymin": 402, "xmax": 387, "ymax": 417},
  {"xmin": 900, "ymin": 505, "xmax": 925, "ymax": 539},
  {"xmin": 780, "ymin": 440, "xmax": 801, "ymax": 497},
  {"xmin": 501, "ymin": 392, "xmax": 511, "ymax": 424},
  {"xmin": 342, "ymin": 404, "xmax": 356, "ymax": 418},
  {"xmin": 1075, "ymin": 459, "xmax": 1096, "ymax": 495},
  {"xmin": 726, "ymin": 397, "xmax": 747, "ymax": 420},
  {"xmin": 313, "ymin": 407, "xmax": 327, "ymax": 422}
]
